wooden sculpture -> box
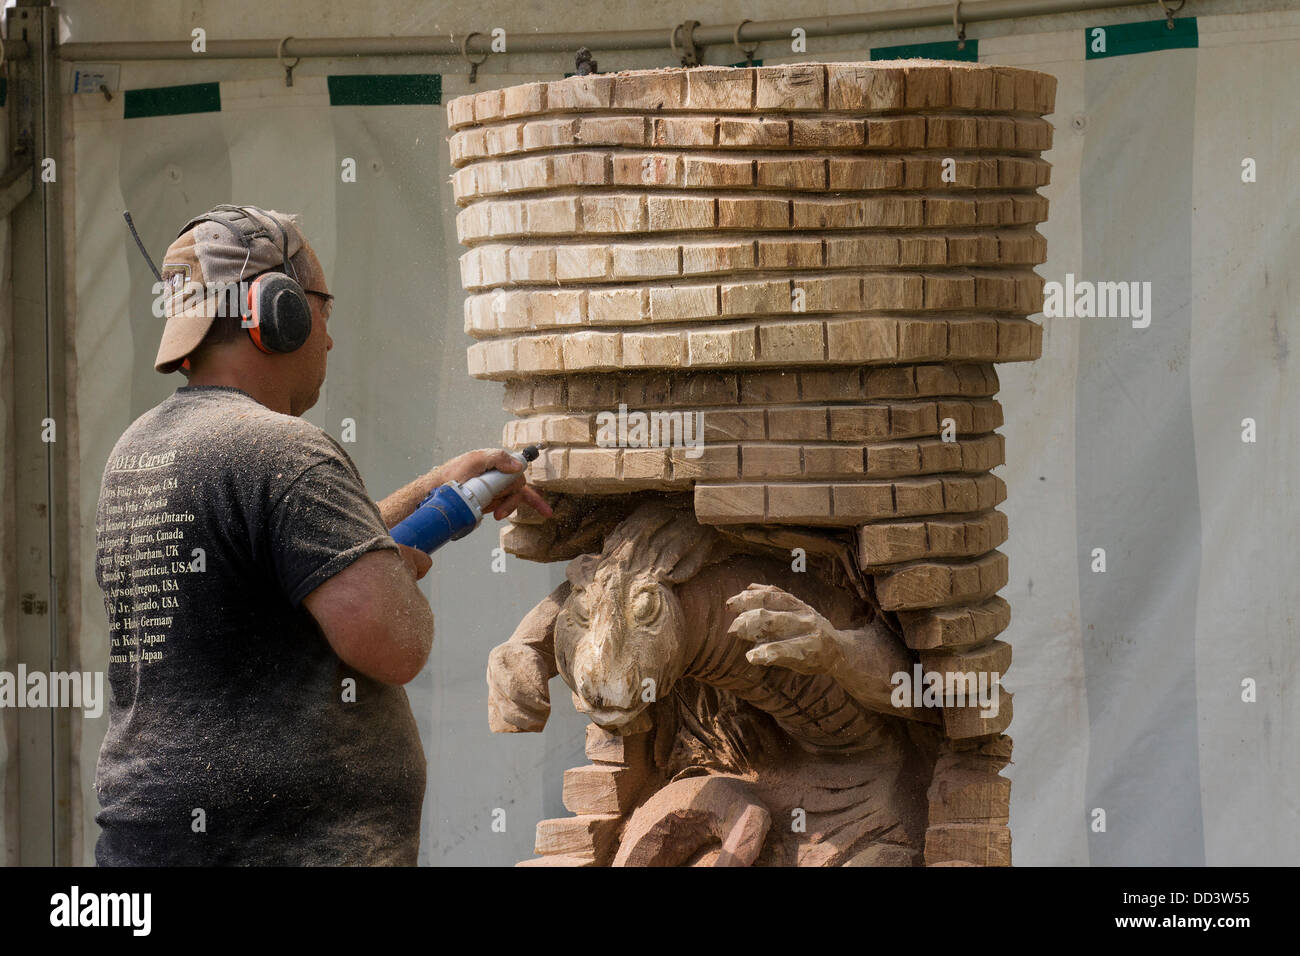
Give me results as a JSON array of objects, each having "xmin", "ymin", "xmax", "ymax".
[{"xmin": 446, "ymin": 60, "xmax": 1055, "ymax": 865}]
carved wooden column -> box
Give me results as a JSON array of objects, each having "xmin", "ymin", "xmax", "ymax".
[{"xmin": 447, "ymin": 61, "xmax": 1056, "ymax": 866}]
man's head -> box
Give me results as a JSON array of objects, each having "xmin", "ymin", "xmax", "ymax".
[{"xmin": 154, "ymin": 205, "xmax": 333, "ymax": 415}]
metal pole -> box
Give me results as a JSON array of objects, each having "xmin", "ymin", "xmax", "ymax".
[
  {"xmin": 5, "ymin": 0, "xmax": 72, "ymax": 867},
  {"xmin": 56, "ymin": 0, "xmax": 1154, "ymax": 60}
]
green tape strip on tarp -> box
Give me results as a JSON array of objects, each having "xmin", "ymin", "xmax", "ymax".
[
  {"xmin": 328, "ymin": 74, "xmax": 441, "ymax": 106},
  {"xmin": 123, "ymin": 82, "xmax": 221, "ymax": 119},
  {"xmin": 871, "ymin": 39, "xmax": 978, "ymax": 62},
  {"xmin": 1085, "ymin": 18, "xmax": 1198, "ymax": 59}
]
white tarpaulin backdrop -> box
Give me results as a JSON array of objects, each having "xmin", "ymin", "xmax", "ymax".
[{"xmin": 51, "ymin": 10, "xmax": 1300, "ymax": 866}]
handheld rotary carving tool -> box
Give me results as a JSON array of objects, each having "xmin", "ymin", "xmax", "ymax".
[{"xmin": 390, "ymin": 444, "xmax": 543, "ymax": 553}]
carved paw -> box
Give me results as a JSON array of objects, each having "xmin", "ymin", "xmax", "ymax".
[
  {"xmin": 725, "ymin": 583, "xmax": 848, "ymax": 676},
  {"xmin": 486, "ymin": 642, "xmax": 552, "ymax": 733},
  {"xmin": 614, "ymin": 775, "xmax": 771, "ymax": 867}
]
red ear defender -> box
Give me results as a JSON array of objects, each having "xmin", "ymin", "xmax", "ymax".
[
  {"xmin": 243, "ymin": 278, "xmax": 271, "ymax": 354},
  {"xmin": 243, "ymin": 273, "xmax": 312, "ymax": 355}
]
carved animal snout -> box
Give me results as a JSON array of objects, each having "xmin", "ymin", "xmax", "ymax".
[{"xmin": 572, "ymin": 644, "xmax": 639, "ymax": 715}]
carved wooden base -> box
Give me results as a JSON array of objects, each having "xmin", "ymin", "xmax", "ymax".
[{"xmin": 521, "ymin": 723, "xmax": 1012, "ymax": 867}]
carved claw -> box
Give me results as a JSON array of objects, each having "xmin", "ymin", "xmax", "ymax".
[
  {"xmin": 487, "ymin": 642, "xmax": 554, "ymax": 733},
  {"xmin": 613, "ymin": 775, "xmax": 771, "ymax": 867},
  {"xmin": 726, "ymin": 583, "xmax": 848, "ymax": 676},
  {"xmin": 485, "ymin": 581, "xmax": 568, "ymax": 733},
  {"xmin": 730, "ymin": 586, "xmax": 929, "ymax": 720}
]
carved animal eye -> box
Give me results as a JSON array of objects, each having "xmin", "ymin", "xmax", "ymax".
[{"xmin": 631, "ymin": 586, "xmax": 661, "ymax": 624}]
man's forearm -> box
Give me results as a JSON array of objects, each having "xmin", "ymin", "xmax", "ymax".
[{"xmin": 378, "ymin": 467, "xmax": 442, "ymax": 528}]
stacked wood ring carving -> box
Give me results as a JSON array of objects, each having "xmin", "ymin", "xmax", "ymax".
[{"xmin": 447, "ymin": 59, "xmax": 1056, "ymax": 736}]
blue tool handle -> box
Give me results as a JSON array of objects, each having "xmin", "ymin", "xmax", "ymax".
[
  {"xmin": 389, "ymin": 445, "xmax": 543, "ymax": 554},
  {"xmin": 390, "ymin": 483, "xmax": 479, "ymax": 554}
]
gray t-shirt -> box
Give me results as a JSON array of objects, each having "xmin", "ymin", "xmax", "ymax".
[{"xmin": 93, "ymin": 385, "xmax": 426, "ymax": 865}]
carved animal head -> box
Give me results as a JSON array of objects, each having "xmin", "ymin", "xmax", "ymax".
[{"xmin": 554, "ymin": 501, "xmax": 726, "ymax": 735}]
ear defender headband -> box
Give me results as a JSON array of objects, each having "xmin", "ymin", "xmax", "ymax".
[{"xmin": 178, "ymin": 203, "xmax": 313, "ymax": 356}]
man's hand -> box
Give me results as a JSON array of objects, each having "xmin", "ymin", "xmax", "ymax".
[
  {"xmin": 397, "ymin": 543, "xmax": 432, "ymax": 581},
  {"xmin": 378, "ymin": 447, "xmax": 555, "ymax": 529},
  {"xmin": 435, "ymin": 448, "xmax": 554, "ymax": 521}
]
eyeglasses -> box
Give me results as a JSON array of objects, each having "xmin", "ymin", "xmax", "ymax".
[{"xmin": 304, "ymin": 289, "xmax": 334, "ymax": 321}]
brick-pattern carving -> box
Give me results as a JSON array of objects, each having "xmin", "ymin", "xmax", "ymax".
[{"xmin": 452, "ymin": 61, "xmax": 1057, "ymax": 867}]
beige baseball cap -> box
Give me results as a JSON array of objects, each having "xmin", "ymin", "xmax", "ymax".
[{"xmin": 154, "ymin": 204, "xmax": 307, "ymax": 373}]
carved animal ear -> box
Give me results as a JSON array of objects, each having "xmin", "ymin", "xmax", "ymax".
[
  {"xmin": 593, "ymin": 500, "xmax": 729, "ymax": 583},
  {"xmin": 602, "ymin": 501, "xmax": 679, "ymax": 555},
  {"xmin": 660, "ymin": 535, "xmax": 730, "ymax": 584},
  {"xmin": 637, "ymin": 511, "xmax": 705, "ymax": 577},
  {"xmin": 565, "ymin": 552, "xmax": 601, "ymax": 588}
]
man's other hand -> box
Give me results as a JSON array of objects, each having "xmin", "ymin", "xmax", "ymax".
[
  {"xmin": 436, "ymin": 448, "xmax": 554, "ymax": 521},
  {"xmin": 397, "ymin": 543, "xmax": 433, "ymax": 580}
]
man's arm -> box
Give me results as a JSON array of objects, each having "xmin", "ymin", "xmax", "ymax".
[
  {"xmin": 303, "ymin": 549, "xmax": 434, "ymax": 685},
  {"xmin": 378, "ymin": 467, "xmax": 444, "ymax": 529},
  {"xmin": 269, "ymin": 453, "xmax": 436, "ymax": 686},
  {"xmin": 299, "ymin": 448, "xmax": 552, "ymax": 686},
  {"xmin": 377, "ymin": 448, "xmax": 554, "ymax": 528}
]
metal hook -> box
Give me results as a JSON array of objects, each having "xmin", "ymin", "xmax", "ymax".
[
  {"xmin": 670, "ymin": 20, "xmax": 701, "ymax": 68},
  {"xmin": 1156, "ymin": 0, "xmax": 1186, "ymax": 29},
  {"xmin": 953, "ymin": 1, "xmax": 967, "ymax": 50},
  {"xmin": 461, "ymin": 32, "xmax": 489, "ymax": 84},
  {"xmin": 733, "ymin": 19, "xmax": 758, "ymax": 67},
  {"xmin": 277, "ymin": 36, "xmax": 300, "ymax": 87}
]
